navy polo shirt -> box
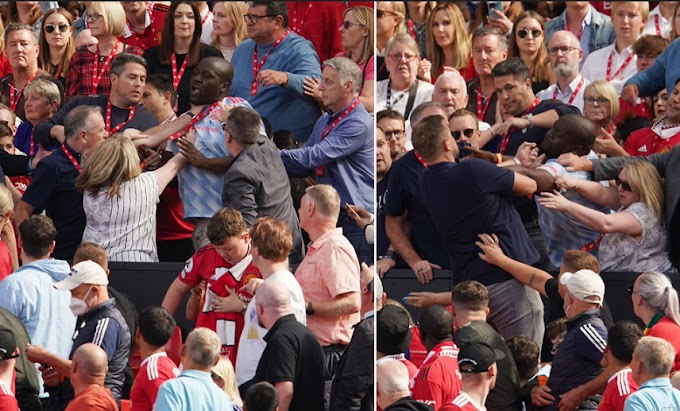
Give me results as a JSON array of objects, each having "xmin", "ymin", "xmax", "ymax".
[
  {"xmin": 377, "ymin": 170, "xmax": 391, "ymax": 257},
  {"xmin": 483, "ymin": 100, "xmax": 580, "ymax": 154},
  {"xmin": 21, "ymin": 144, "xmax": 84, "ymax": 260},
  {"xmin": 384, "ymin": 151, "xmax": 449, "ymax": 268},
  {"xmin": 419, "ymin": 159, "xmax": 539, "ymax": 285}
]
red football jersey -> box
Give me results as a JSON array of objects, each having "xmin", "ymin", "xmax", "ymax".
[
  {"xmin": 599, "ymin": 368, "xmax": 638, "ymax": 411},
  {"xmin": 118, "ymin": 3, "xmax": 167, "ymax": 51},
  {"xmin": 0, "ymin": 382, "xmax": 17, "ymax": 411},
  {"xmin": 178, "ymin": 245, "xmax": 262, "ymax": 364},
  {"xmin": 130, "ymin": 353, "xmax": 179, "ymax": 411},
  {"xmin": 439, "ymin": 392, "xmax": 487, "ymax": 411},
  {"xmin": 624, "ymin": 127, "xmax": 680, "ymax": 156},
  {"xmin": 411, "ymin": 342, "xmax": 462, "ymax": 411}
]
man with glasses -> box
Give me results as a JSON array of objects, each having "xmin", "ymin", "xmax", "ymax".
[
  {"xmin": 230, "ymin": 1, "xmax": 322, "ymax": 144},
  {"xmin": 448, "ymin": 109, "xmax": 481, "ymax": 160},
  {"xmin": 582, "ymin": 2, "xmax": 648, "ymax": 94},
  {"xmin": 377, "ymin": 109, "xmax": 406, "ymax": 160},
  {"xmin": 537, "ymin": 31, "xmax": 589, "ymax": 113}
]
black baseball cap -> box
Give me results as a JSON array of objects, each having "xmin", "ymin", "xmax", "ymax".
[
  {"xmin": 0, "ymin": 327, "xmax": 18, "ymax": 361},
  {"xmin": 458, "ymin": 339, "xmax": 504, "ymax": 374},
  {"xmin": 377, "ymin": 305, "xmax": 412, "ymax": 355}
]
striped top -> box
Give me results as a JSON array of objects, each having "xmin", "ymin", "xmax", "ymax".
[{"xmin": 83, "ymin": 172, "xmax": 159, "ymax": 262}]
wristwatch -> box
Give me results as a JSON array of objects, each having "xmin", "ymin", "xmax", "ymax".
[
  {"xmin": 306, "ymin": 302, "xmax": 315, "ymax": 316},
  {"xmin": 525, "ymin": 113, "xmax": 534, "ymax": 128}
]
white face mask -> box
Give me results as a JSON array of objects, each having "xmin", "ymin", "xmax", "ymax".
[{"xmin": 69, "ymin": 287, "xmax": 93, "ymax": 316}]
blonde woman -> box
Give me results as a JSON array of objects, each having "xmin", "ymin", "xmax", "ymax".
[
  {"xmin": 508, "ymin": 11, "xmax": 555, "ymax": 94},
  {"xmin": 211, "ymin": 356, "xmax": 243, "ymax": 409},
  {"xmin": 75, "ymin": 134, "xmax": 192, "ymax": 262},
  {"xmin": 422, "ymin": 3, "xmax": 474, "ymax": 83},
  {"xmin": 540, "ymin": 159, "xmax": 674, "ymax": 273},
  {"xmin": 376, "ymin": 1, "xmax": 406, "ymax": 81},
  {"xmin": 581, "ymin": 81, "xmax": 625, "ymax": 156},
  {"xmin": 0, "ymin": 184, "xmax": 17, "ymax": 280},
  {"xmin": 65, "ymin": 1, "xmax": 144, "ymax": 98},
  {"xmin": 210, "ymin": 1, "xmax": 247, "ymax": 61},
  {"xmin": 38, "ymin": 8, "xmax": 75, "ymax": 88}
]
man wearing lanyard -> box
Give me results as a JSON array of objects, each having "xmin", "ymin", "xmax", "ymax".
[
  {"xmin": 581, "ymin": 2, "xmax": 648, "ymax": 94},
  {"xmin": 119, "ymin": 1, "xmax": 168, "ymax": 51},
  {"xmin": 537, "ymin": 31, "xmax": 589, "ymax": 114},
  {"xmin": 133, "ymin": 57, "xmax": 263, "ymax": 249},
  {"xmin": 230, "ymin": 1, "xmax": 322, "ymax": 144},
  {"xmin": 15, "ymin": 106, "xmax": 106, "ymax": 261},
  {"xmin": 279, "ymin": 57, "xmax": 373, "ymax": 265},
  {"xmin": 0, "ymin": 23, "xmax": 64, "ymax": 123},
  {"xmin": 643, "ymin": 2, "xmax": 676, "ymax": 38},
  {"xmin": 194, "ymin": 1, "xmax": 214, "ymax": 45},
  {"xmin": 34, "ymin": 53, "xmax": 157, "ymax": 147}
]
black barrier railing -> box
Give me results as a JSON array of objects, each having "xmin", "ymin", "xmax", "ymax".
[{"xmin": 381, "ymin": 269, "xmax": 680, "ymax": 326}]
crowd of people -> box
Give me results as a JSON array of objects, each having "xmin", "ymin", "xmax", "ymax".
[
  {"xmin": 0, "ymin": 1, "xmax": 375, "ymax": 411},
  {"xmin": 375, "ymin": 1, "xmax": 680, "ymax": 411}
]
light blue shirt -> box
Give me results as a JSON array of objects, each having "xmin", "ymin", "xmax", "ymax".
[
  {"xmin": 153, "ymin": 369, "xmax": 233, "ymax": 411},
  {"xmin": 0, "ymin": 259, "xmax": 76, "ymax": 396},
  {"xmin": 624, "ymin": 377, "xmax": 680, "ymax": 410},
  {"xmin": 280, "ymin": 99, "xmax": 374, "ymax": 211},
  {"xmin": 230, "ymin": 33, "xmax": 322, "ymax": 143}
]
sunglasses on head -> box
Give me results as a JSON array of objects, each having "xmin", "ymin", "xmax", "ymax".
[
  {"xmin": 451, "ymin": 128, "xmax": 475, "ymax": 139},
  {"xmin": 615, "ymin": 177, "xmax": 632, "ymax": 192},
  {"xmin": 517, "ymin": 28, "xmax": 542, "ymax": 39},
  {"xmin": 44, "ymin": 23, "xmax": 69, "ymax": 34}
]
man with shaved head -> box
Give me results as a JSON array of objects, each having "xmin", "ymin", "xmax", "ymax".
[
  {"xmin": 245, "ymin": 280, "xmax": 325, "ymax": 411},
  {"xmin": 66, "ymin": 344, "xmax": 117, "ymax": 411},
  {"xmin": 537, "ymin": 31, "xmax": 589, "ymax": 113}
]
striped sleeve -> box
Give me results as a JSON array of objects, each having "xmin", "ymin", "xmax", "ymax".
[
  {"xmin": 92, "ymin": 316, "xmax": 122, "ymax": 358},
  {"xmin": 575, "ymin": 322, "xmax": 608, "ymax": 364}
]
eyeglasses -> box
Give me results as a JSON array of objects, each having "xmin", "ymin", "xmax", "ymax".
[
  {"xmin": 517, "ymin": 28, "xmax": 542, "ymax": 39},
  {"xmin": 44, "ymin": 23, "xmax": 69, "ymax": 34},
  {"xmin": 547, "ymin": 46, "xmax": 580, "ymax": 55},
  {"xmin": 615, "ymin": 177, "xmax": 633, "ymax": 192},
  {"xmin": 451, "ymin": 128, "xmax": 476, "ymax": 139},
  {"xmin": 243, "ymin": 14, "xmax": 277, "ymax": 24},
  {"xmin": 584, "ymin": 97, "xmax": 610, "ymax": 106},
  {"xmin": 387, "ymin": 53, "xmax": 417, "ymax": 62},
  {"xmin": 85, "ymin": 13, "xmax": 101, "ymax": 23},
  {"xmin": 383, "ymin": 130, "xmax": 404, "ymax": 140},
  {"xmin": 341, "ymin": 21, "xmax": 365, "ymax": 30},
  {"xmin": 377, "ymin": 10, "xmax": 397, "ymax": 18}
]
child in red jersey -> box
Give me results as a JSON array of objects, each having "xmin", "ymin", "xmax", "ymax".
[{"xmin": 599, "ymin": 321, "xmax": 643, "ymax": 411}]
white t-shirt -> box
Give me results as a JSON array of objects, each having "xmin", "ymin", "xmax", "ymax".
[
  {"xmin": 581, "ymin": 43, "xmax": 637, "ymax": 95},
  {"xmin": 643, "ymin": 6, "xmax": 673, "ymax": 38},
  {"xmin": 375, "ymin": 79, "xmax": 434, "ymax": 121},
  {"xmin": 199, "ymin": 7, "xmax": 213, "ymax": 45},
  {"xmin": 234, "ymin": 270, "xmax": 306, "ymax": 385}
]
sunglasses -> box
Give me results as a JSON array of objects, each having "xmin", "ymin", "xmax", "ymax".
[
  {"xmin": 44, "ymin": 23, "xmax": 69, "ymax": 34},
  {"xmin": 341, "ymin": 21, "xmax": 365, "ymax": 30},
  {"xmin": 615, "ymin": 177, "xmax": 632, "ymax": 192},
  {"xmin": 517, "ymin": 28, "xmax": 542, "ymax": 39},
  {"xmin": 451, "ymin": 128, "xmax": 475, "ymax": 139},
  {"xmin": 377, "ymin": 10, "xmax": 397, "ymax": 18}
]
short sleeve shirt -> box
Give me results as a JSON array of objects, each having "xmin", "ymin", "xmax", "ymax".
[
  {"xmin": 0, "ymin": 382, "xmax": 18, "ymax": 411},
  {"xmin": 294, "ymin": 228, "xmax": 360, "ymax": 346},
  {"xmin": 130, "ymin": 352, "xmax": 180, "ymax": 411},
  {"xmin": 64, "ymin": 384, "xmax": 118, "ymax": 411},
  {"xmin": 599, "ymin": 368, "xmax": 638, "ymax": 411},
  {"xmin": 411, "ymin": 342, "xmax": 462, "ymax": 411}
]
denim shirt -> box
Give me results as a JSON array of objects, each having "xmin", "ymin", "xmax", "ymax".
[{"xmin": 545, "ymin": 6, "xmax": 615, "ymax": 63}]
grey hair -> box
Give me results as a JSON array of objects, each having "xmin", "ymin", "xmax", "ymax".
[
  {"xmin": 635, "ymin": 336, "xmax": 675, "ymax": 378},
  {"xmin": 377, "ymin": 358, "xmax": 410, "ymax": 395},
  {"xmin": 185, "ymin": 328, "xmax": 222, "ymax": 368},
  {"xmin": 323, "ymin": 57, "xmax": 362, "ymax": 96},
  {"xmin": 434, "ymin": 72, "xmax": 468, "ymax": 97},
  {"xmin": 385, "ymin": 32, "xmax": 419, "ymax": 59},
  {"xmin": 410, "ymin": 101, "xmax": 446, "ymax": 125},
  {"xmin": 4, "ymin": 23, "xmax": 38, "ymax": 46},
  {"xmin": 636, "ymin": 272, "xmax": 680, "ymax": 326},
  {"xmin": 226, "ymin": 106, "xmax": 261, "ymax": 145},
  {"xmin": 24, "ymin": 78, "xmax": 61, "ymax": 107},
  {"xmin": 64, "ymin": 106, "xmax": 102, "ymax": 141}
]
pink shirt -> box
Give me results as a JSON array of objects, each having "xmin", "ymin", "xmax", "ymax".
[{"xmin": 295, "ymin": 228, "xmax": 360, "ymax": 346}]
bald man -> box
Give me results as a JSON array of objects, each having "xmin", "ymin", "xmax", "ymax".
[
  {"xmin": 66, "ymin": 344, "xmax": 117, "ymax": 411},
  {"xmin": 536, "ymin": 31, "xmax": 589, "ymax": 113},
  {"xmin": 245, "ymin": 280, "xmax": 325, "ymax": 411}
]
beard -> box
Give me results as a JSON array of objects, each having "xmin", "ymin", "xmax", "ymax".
[{"xmin": 554, "ymin": 62, "xmax": 576, "ymax": 77}]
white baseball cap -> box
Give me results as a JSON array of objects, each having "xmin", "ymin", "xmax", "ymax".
[
  {"xmin": 560, "ymin": 269, "xmax": 605, "ymax": 306},
  {"xmin": 54, "ymin": 260, "xmax": 109, "ymax": 291}
]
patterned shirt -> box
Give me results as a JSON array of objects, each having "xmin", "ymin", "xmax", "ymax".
[{"xmin": 65, "ymin": 45, "xmax": 145, "ymax": 98}]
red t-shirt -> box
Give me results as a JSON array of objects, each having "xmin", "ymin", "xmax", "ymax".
[
  {"xmin": 0, "ymin": 382, "xmax": 17, "ymax": 411},
  {"xmin": 178, "ymin": 245, "xmax": 262, "ymax": 364},
  {"xmin": 647, "ymin": 316, "xmax": 680, "ymax": 372},
  {"xmin": 599, "ymin": 368, "xmax": 638, "ymax": 411},
  {"xmin": 590, "ymin": 2, "xmax": 613, "ymax": 16},
  {"xmin": 156, "ymin": 186, "xmax": 193, "ymax": 241},
  {"xmin": 439, "ymin": 392, "xmax": 487, "ymax": 411},
  {"xmin": 624, "ymin": 127, "xmax": 680, "ymax": 156},
  {"xmin": 411, "ymin": 341, "xmax": 462, "ymax": 411},
  {"xmin": 129, "ymin": 352, "xmax": 179, "ymax": 411},
  {"xmin": 286, "ymin": 2, "xmax": 345, "ymax": 65},
  {"xmin": 65, "ymin": 385, "xmax": 118, "ymax": 411},
  {"xmin": 0, "ymin": 240, "xmax": 12, "ymax": 282},
  {"xmin": 118, "ymin": 3, "xmax": 168, "ymax": 51},
  {"xmin": 617, "ymin": 97, "xmax": 652, "ymax": 123}
]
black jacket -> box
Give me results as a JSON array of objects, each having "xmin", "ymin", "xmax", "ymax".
[
  {"xmin": 385, "ymin": 397, "xmax": 434, "ymax": 411},
  {"xmin": 330, "ymin": 315, "xmax": 374, "ymax": 411}
]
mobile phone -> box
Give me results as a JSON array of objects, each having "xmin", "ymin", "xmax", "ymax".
[
  {"xmin": 346, "ymin": 204, "xmax": 360, "ymax": 219},
  {"xmin": 488, "ymin": 1, "xmax": 504, "ymax": 16}
]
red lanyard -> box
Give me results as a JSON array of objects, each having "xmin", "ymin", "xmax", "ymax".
[
  {"xmin": 606, "ymin": 49, "xmax": 634, "ymax": 82},
  {"xmin": 171, "ymin": 54, "xmax": 188, "ymax": 91},
  {"xmin": 553, "ymin": 77, "xmax": 585, "ymax": 106},
  {"xmin": 92, "ymin": 41, "xmax": 119, "ymax": 95},
  {"xmin": 250, "ymin": 30, "xmax": 290, "ymax": 96},
  {"xmin": 106, "ymin": 99, "xmax": 136, "ymax": 136},
  {"xmin": 565, "ymin": 17, "xmax": 584, "ymax": 40},
  {"xmin": 201, "ymin": 9, "xmax": 211, "ymax": 25},
  {"xmin": 500, "ymin": 98, "xmax": 540, "ymax": 155},
  {"xmin": 62, "ymin": 145, "xmax": 81, "ymax": 173},
  {"xmin": 654, "ymin": 15, "xmax": 662, "ymax": 36},
  {"xmin": 408, "ymin": 20, "xmax": 417, "ymax": 42},
  {"xmin": 414, "ymin": 151, "xmax": 428, "ymax": 168},
  {"xmin": 29, "ymin": 127, "xmax": 36, "ymax": 157},
  {"xmin": 9, "ymin": 71, "xmax": 39, "ymax": 112},
  {"xmin": 291, "ymin": 3, "xmax": 312, "ymax": 34},
  {"xmin": 476, "ymin": 86, "xmax": 492, "ymax": 121},
  {"xmin": 168, "ymin": 101, "xmax": 220, "ymax": 141},
  {"xmin": 315, "ymin": 99, "xmax": 360, "ymax": 177}
]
